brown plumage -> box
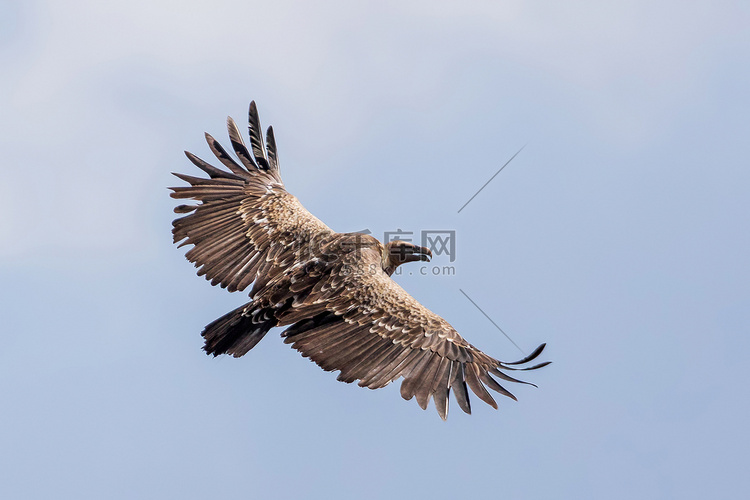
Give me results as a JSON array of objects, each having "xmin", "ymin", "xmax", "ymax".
[{"xmin": 170, "ymin": 101, "xmax": 549, "ymax": 419}]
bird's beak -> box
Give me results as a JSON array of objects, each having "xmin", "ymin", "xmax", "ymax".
[
  {"xmin": 387, "ymin": 241, "xmax": 433, "ymax": 265},
  {"xmin": 419, "ymin": 245, "xmax": 432, "ymax": 262},
  {"xmin": 407, "ymin": 244, "xmax": 432, "ymax": 263}
]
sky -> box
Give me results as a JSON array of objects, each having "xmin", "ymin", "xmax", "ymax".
[{"xmin": 1, "ymin": 1, "xmax": 749, "ymax": 498}]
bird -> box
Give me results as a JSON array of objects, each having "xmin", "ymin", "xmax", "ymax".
[{"xmin": 170, "ymin": 101, "xmax": 549, "ymax": 419}]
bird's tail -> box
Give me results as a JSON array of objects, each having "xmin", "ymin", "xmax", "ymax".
[{"xmin": 202, "ymin": 302, "xmax": 276, "ymax": 357}]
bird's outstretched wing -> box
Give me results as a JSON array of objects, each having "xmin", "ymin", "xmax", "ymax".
[
  {"xmin": 170, "ymin": 101, "xmax": 333, "ymax": 293},
  {"xmin": 264, "ymin": 247, "xmax": 550, "ymax": 420}
]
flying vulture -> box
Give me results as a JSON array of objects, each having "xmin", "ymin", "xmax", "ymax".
[{"xmin": 170, "ymin": 102, "xmax": 549, "ymax": 419}]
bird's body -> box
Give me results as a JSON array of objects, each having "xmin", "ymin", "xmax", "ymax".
[{"xmin": 170, "ymin": 102, "xmax": 548, "ymax": 419}]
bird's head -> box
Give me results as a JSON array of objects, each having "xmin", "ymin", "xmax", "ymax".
[{"xmin": 382, "ymin": 240, "xmax": 432, "ymax": 276}]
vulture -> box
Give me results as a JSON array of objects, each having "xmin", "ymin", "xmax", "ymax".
[{"xmin": 170, "ymin": 102, "xmax": 549, "ymax": 419}]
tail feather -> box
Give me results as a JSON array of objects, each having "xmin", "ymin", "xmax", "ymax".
[{"xmin": 202, "ymin": 303, "xmax": 276, "ymax": 358}]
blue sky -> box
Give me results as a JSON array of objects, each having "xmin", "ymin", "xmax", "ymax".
[{"xmin": 1, "ymin": 1, "xmax": 749, "ymax": 498}]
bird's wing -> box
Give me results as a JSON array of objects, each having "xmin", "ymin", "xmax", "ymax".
[
  {"xmin": 278, "ymin": 248, "xmax": 549, "ymax": 419},
  {"xmin": 170, "ymin": 101, "xmax": 333, "ymax": 293}
]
